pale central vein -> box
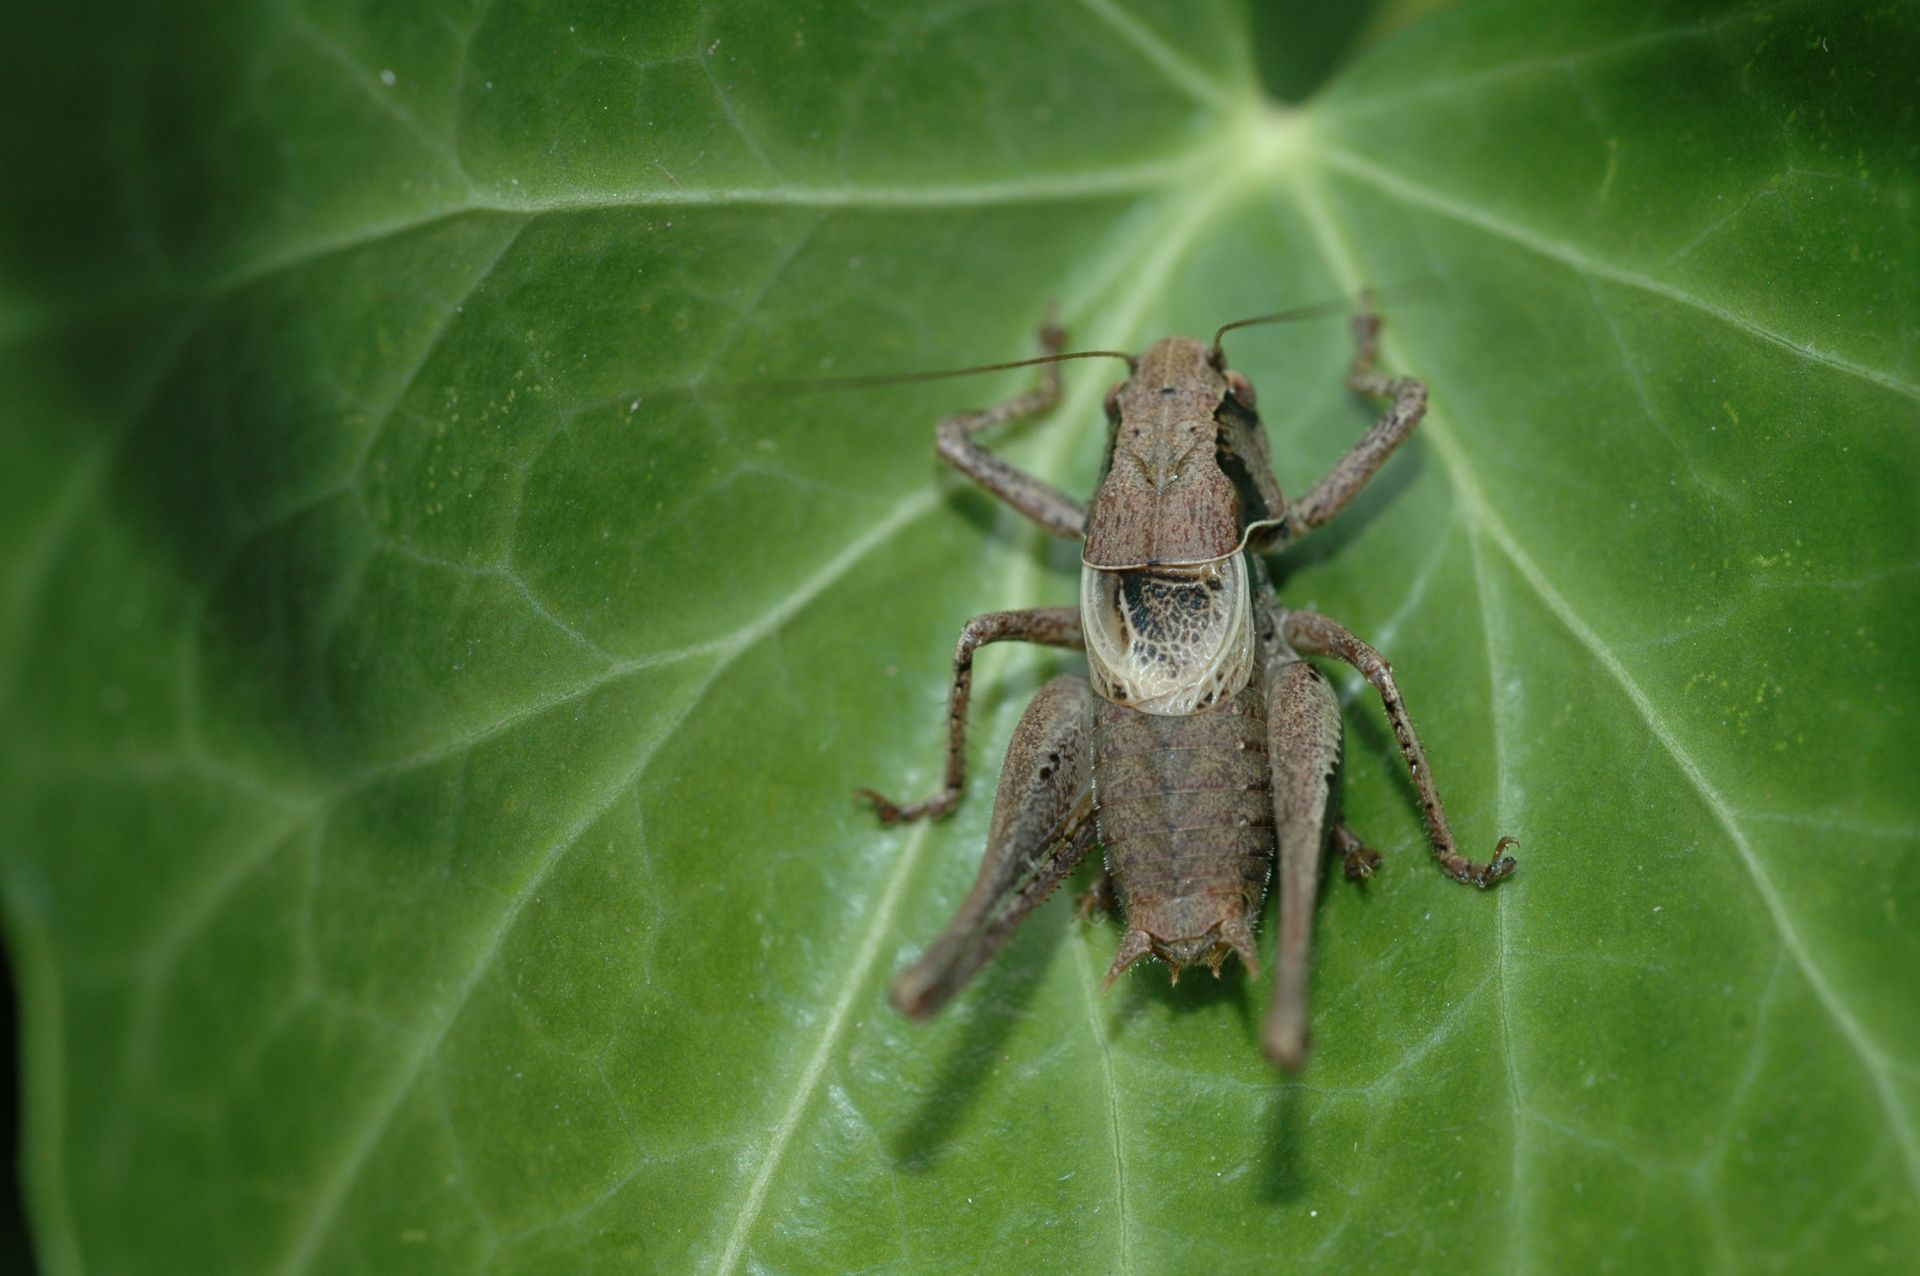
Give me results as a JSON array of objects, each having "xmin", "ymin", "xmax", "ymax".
[
  {"xmin": 708, "ymin": 818, "xmax": 939, "ymax": 1275},
  {"xmin": 707, "ymin": 113, "xmax": 1278, "ymax": 1269},
  {"xmin": 1296, "ymin": 160, "xmax": 1536, "ymax": 1248}
]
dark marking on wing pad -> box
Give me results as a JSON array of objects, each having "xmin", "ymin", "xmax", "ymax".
[{"xmin": 1120, "ymin": 571, "xmax": 1221, "ymax": 672}]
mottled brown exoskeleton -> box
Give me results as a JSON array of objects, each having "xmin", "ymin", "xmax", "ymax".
[{"xmin": 860, "ymin": 300, "xmax": 1517, "ymax": 1068}]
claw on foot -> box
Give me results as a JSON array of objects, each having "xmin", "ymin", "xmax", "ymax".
[
  {"xmin": 855, "ymin": 787, "xmax": 905, "ymax": 825},
  {"xmin": 1342, "ymin": 846, "xmax": 1382, "ymax": 880},
  {"xmin": 1448, "ymin": 836, "xmax": 1519, "ymax": 888},
  {"xmin": 1487, "ymin": 836, "xmax": 1520, "ymax": 882},
  {"xmin": 856, "ymin": 786, "xmax": 958, "ymax": 826}
]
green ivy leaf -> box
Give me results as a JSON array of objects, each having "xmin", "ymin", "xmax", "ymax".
[{"xmin": 4, "ymin": 1, "xmax": 1916, "ymax": 1272}]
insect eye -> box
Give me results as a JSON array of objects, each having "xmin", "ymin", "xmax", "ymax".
[
  {"xmin": 1226, "ymin": 370, "xmax": 1256, "ymax": 410},
  {"xmin": 1103, "ymin": 380, "xmax": 1125, "ymax": 420}
]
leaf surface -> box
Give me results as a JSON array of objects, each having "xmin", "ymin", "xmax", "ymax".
[{"xmin": 3, "ymin": 1, "xmax": 1917, "ymax": 1272}]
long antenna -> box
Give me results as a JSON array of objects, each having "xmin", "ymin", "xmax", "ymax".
[
  {"xmin": 1211, "ymin": 293, "xmax": 1367, "ymax": 356},
  {"xmin": 715, "ymin": 348, "xmax": 1136, "ymax": 399}
]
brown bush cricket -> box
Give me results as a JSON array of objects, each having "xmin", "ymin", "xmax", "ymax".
[{"xmin": 858, "ymin": 297, "xmax": 1517, "ymax": 1068}]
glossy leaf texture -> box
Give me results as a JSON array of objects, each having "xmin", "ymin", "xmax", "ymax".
[{"xmin": 2, "ymin": 1, "xmax": 1917, "ymax": 1272}]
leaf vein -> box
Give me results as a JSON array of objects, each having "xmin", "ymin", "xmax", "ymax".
[
  {"xmin": 707, "ymin": 819, "xmax": 936, "ymax": 1275},
  {"xmin": 271, "ymin": 484, "xmax": 942, "ymax": 1275},
  {"xmin": 1291, "ymin": 160, "xmax": 1920, "ymax": 1199},
  {"xmin": 707, "ymin": 155, "xmax": 1260, "ymax": 1268},
  {"xmin": 1469, "ymin": 526, "xmax": 1532, "ymax": 1273},
  {"xmin": 1315, "ymin": 143, "xmax": 1920, "ymax": 403},
  {"xmin": 1073, "ymin": 938, "xmax": 1134, "ymax": 1274},
  {"xmin": 1074, "ymin": 0, "xmax": 1237, "ymax": 109},
  {"xmin": 1323, "ymin": 0, "xmax": 1811, "ymax": 119}
]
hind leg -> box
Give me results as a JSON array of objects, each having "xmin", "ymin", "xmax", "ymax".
[
  {"xmin": 891, "ymin": 675, "xmax": 1099, "ymax": 1019},
  {"xmin": 1263, "ymin": 660, "xmax": 1343, "ymax": 1070}
]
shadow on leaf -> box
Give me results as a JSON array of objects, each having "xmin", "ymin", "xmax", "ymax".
[{"xmin": 887, "ymin": 898, "xmax": 1069, "ymax": 1173}]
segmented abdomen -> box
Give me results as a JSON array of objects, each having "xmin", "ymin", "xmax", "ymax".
[{"xmin": 1091, "ymin": 685, "xmax": 1273, "ymax": 952}]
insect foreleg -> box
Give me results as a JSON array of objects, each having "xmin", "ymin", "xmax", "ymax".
[
  {"xmin": 1281, "ymin": 609, "xmax": 1517, "ymax": 888},
  {"xmin": 890, "ymin": 675, "xmax": 1098, "ymax": 1018},
  {"xmin": 1263, "ymin": 659, "xmax": 1342, "ymax": 1069},
  {"xmin": 861, "ymin": 606, "xmax": 1083, "ymax": 823},
  {"xmin": 933, "ymin": 319, "xmax": 1087, "ymax": 537},
  {"xmin": 1284, "ymin": 300, "xmax": 1429, "ymax": 539}
]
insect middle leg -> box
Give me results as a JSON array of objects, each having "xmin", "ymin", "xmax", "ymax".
[
  {"xmin": 932, "ymin": 319, "xmax": 1088, "ymax": 538},
  {"xmin": 1281, "ymin": 296, "xmax": 1431, "ymax": 539},
  {"xmin": 1282, "ymin": 608, "xmax": 1517, "ymax": 887},
  {"xmin": 860, "ymin": 606, "xmax": 1084, "ymax": 823}
]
